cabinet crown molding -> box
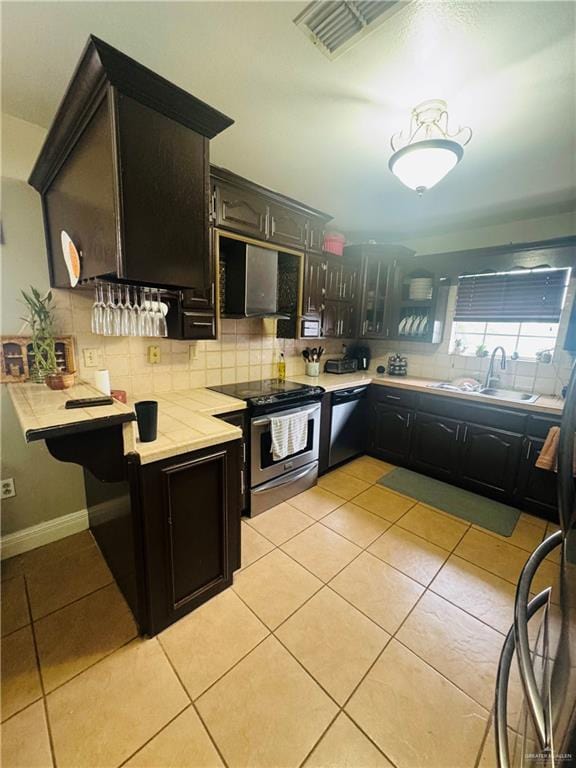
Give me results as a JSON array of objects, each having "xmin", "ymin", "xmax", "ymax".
[{"xmin": 29, "ymin": 35, "xmax": 234, "ymax": 192}]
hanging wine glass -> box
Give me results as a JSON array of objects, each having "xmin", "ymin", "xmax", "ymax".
[{"xmin": 157, "ymin": 288, "xmax": 167, "ymax": 337}]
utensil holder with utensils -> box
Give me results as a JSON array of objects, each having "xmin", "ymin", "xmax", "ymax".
[{"xmin": 305, "ymin": 362, "xmax": 320, "ymax": 376}]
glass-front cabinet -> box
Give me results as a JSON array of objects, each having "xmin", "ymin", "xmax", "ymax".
[{"xmin": 345, "ymin": 244, "xmax": 415, "ymax": 340}]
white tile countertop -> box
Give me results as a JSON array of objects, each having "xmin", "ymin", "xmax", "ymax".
[
  {"xmin": 8, "ymin": 381, "xmax": 135, "ymax": 441},
  {"xmin": 8, "ymin": 382, "xmax": 246, "ymax": 465},
  {"xmin": 125, "ymin": 389, "xmax": 246, "ymax": 464}
]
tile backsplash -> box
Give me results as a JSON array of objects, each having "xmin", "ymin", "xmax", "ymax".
[
  {"xmin": 46, "ymin": 279, "xmax": 575, "ymax": 398},
  {"xmin": 50, "ymin": 290, "xmax": 350, "ymax": 395},
  {"xmin": 368, "ymin": 282, "xmax": 576, "ymax": 397}
]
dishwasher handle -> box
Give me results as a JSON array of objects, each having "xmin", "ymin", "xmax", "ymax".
[{"xmin": 332, "ymin": 386, "xmax": 368, "ymax": 404}]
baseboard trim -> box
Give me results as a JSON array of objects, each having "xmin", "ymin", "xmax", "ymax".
[{"xmin": 1, "ymin": 509, "xmax": 89, "ymax": 560}]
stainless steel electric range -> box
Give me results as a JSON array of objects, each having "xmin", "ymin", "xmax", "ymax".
[{"xmin": 209, "ymin": 379, "xmax": 325, "ymax": 515}]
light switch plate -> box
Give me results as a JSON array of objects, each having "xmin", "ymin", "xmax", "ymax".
[
  {"xmin": 83, "ymin": 348, "xmax": 101, "ymax": 367},
  {"xmin": 147, "ymin": 345, "xmax": 161, "ymax": 364}
]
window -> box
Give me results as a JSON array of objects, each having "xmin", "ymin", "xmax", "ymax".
[{"xmin": 450, "ymin": 267, "xmax": 571, "ymax": 359}]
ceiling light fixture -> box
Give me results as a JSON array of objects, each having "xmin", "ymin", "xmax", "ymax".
[{"xmin": 389, "ymin": 99, "xmax": 472, "ymax": 195}]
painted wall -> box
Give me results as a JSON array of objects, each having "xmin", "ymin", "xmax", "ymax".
[
  {"xmin": 1, "ymin": 119, "xmax": 87, "ymax": 535},
  {"xmin": 401, "ymin": 210, "xmax": 576, "ymax": 255}
]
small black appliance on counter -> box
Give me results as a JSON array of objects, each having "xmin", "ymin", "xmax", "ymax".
[
  {"xmin": 324, "ymin": 358, "xmax": 358, "ymax": 374},
  {"xmin": 347, "ymin": 344, "xmax": 371, "ymax": 371}
]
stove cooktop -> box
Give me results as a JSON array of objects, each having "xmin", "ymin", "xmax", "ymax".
[{"xmin": 209, "ymin": 379, "xmax": 324, "ymax": 408}]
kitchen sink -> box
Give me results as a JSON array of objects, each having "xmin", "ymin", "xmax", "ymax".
[
  {"xmin": 476, "ymin": 387, "xmax": 539, "ymax": 403},
  {"xmin": 427, "ymin": 382, "xmax": 539, "ymax": 404}
]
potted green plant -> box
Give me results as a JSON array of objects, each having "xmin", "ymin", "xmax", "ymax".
[
  {"xmin": 20, "ymin": 287, "xmax": 74, "ymax": 389},
  {"xmin": 475, "ymin": 343, "xmax": 489, "ymax": 358}
]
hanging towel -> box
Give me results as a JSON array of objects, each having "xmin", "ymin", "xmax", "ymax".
[
  {"xmin": 270, "ymin": 411, "xmax": 308, "ymax": 461},
  {"xmin": 536, "ymin": 426, "xmax": 576, "ymax": 474}
]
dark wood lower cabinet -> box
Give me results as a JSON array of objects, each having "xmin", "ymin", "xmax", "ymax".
[
  {"xmin": 137, "ymin": 440, "xmax": 241, "ymax": 634},
  {"xmin": 458, "ymin": 424, "xmax": 523, "ymax": 501},
  {"xmin": 367, "ymin": 384, "xmax": 560, "ymax": 521},
  {"xmin": 411, "ymin": 412, "xmax": 461, "ymax": 480},
  {"xmin": 371, "ymin": 402, "xmax": 413, "ymax": 464},
  {"xmin": 518, "ymin": 437, "xmax": 559, "ymax": 520}
]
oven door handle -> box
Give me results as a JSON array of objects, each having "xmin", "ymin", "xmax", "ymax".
[
  {"xmin": 252, "ymin": 464, "xmax": 317, "ymax": 492},
  {"xmin": 252, "ymin": 404, "xmax": 321, "ymax": 428}
]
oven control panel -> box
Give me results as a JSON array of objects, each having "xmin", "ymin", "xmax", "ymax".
[{"xmin": 250, "ymin": 387, "xmax": 325, "ymax": 408}]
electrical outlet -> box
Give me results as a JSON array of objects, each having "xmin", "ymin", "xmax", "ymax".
[
  {"xmin": 147, "ymin": 345, "xmax": 161, "ymax": 364},
  {"xmin": 83, "ymin": 348, "xmax": 101, "ymax": 367},
  {"xmin": 189, "ymin": 343, "xmax": 198, "ymax": 361},
  {"xmin": 1, "ymin": 478, "xmax": 16, "ymax": 499}
]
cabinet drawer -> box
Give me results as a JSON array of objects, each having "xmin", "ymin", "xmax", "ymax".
[
  {"xmin": 526, "ymin": 414, "xmax": 562, "ymax": 439},
  {"xmin": 370, "ymin": 385, "xmax": 417, "ymax": 409},
  {"xmin": 182, "ymin": 312, "xmax": 216, "ymax": 339},
  {"xmin": 418, "ymin": 393, "xmax": 526, "ymax": 433}
]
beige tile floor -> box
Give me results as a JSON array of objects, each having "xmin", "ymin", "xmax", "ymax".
[{"xmin": 1, "ymin": 454, "xmax": 556, "ymax": 768}]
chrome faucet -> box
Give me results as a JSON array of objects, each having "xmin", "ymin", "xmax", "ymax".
[{"xmin": 484, "ymin": 346, "xmax": 507, "ymax": 389}]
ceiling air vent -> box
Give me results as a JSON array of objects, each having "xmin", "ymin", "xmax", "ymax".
[{"xmin": 294, "ymin": 1, "xmax": 411, "ymax": 60}]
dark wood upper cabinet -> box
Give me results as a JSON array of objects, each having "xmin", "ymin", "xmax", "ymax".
[
  {"xmin": 29, "ymin": 35, "xmax": 233, "ymax": 291},
  {"xmin": 210, "ymin": 166, "xmax": 331, "ymax": 255},
  {"xmin": 303, "ymin": 254, "xmax": 327, "ymax": 316},
  {"xmin": 345, "ymin": 244, "xmax": 415, "ymax": 340},
  {"xmin": 325, "ymin": 260, "xmax": 341, "ymax": 300},
  {"xmin": 307, "ymin": 221, "xmax": 326, "ymax": 254},
  {"xmin": 213, "ymin": 181, "xmax": 268, "ymax": 240},
  {"xmin": 268, "ymin": 203, "xmax": 308, "ymax": 250}
]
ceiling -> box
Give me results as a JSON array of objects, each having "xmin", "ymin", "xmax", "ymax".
[{"xmin": 2, "ymin": 1, "xmax": 575, "ymax": 237}]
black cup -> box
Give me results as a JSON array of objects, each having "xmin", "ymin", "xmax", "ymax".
[{"xmin": 135, "ymin": 400, "xmax": 158, "ymax": 442}]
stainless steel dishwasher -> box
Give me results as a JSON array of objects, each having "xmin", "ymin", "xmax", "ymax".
[{"xmin": 328, "ymin": 386, "xmax": 368, "ymax": 469}]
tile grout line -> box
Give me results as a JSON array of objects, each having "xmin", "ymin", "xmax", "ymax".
[
  {"xmin": 28, "ymin": 577, "xmax": 116, "ymax": 624},
  {"xmin": 238, "ymin": 502, "xmax": 494, "ymax": 756},
  {"xmin": 154, "ymin": 637, "xmax": 231, "ymax": 768},
  {"xmin": 21, "ymin": 574, "xmax": 58, "ymax": 768},
  {"xmin": 232, "ymin": 557, "xmax": 399, "ymax": 767},
  {"xmin": 116, "ymin": 704, "xmax": 195, "ymax": 768}
]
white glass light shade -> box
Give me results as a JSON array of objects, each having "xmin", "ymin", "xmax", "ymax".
[{"xmin": 389, "ymin": 139, "xmax": 464, "ymax": 194}]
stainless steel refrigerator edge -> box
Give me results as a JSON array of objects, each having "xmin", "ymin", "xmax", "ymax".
[{"xmin": 495, "ymin": 361, "xmax": 576, "ymax": 767}]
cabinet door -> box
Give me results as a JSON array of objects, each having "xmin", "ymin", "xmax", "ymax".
[
  {"xmin": 459, "ymin": 424, "xmax": 523, "ymax": 500},
  {"xmin": 303, "ymin": 254, "xmax": 327, "ymax": 315},
  {"xmin": 325, "ymin": 261, "xmax": 342, "ymax": 300},
  {"xmin": 214, "ymin": 182, "xmax": 268, "ymax": 240},
  {"xmin": 307, "ymin": 221, "xmax": 325, "ymax": 254},
  {"xmin": 341, "ymin": 264, "xmax": 358, "ymax": 301},
  {"xmin": 268, "ymin": 204, "xmax": 307, "ymax": 249},
  {"xmin": 518, "ymin": 437, "xmax": 559, "ymax": 519},
  {"xmin": 322, "ymin": 301, "xmax": 339, "ymax": 337},
  {"xmin": 141, "ymin": 441, "xmax": 241, "ymax": 633},
  {"xmin": 360, "ymin": 257, "xmax": 392, "ymax": 338},
  {"xmin": 411, "ymin": 413, "xmax": 461, "ymax": 480},
  {"xmin": 339, "ymin": 303, "xmax": 356, "ymax": 338},
  {"xmin": 371, "ymin": 403, "xmax": 413, "ymax": 464},
  {"xmin": 117, "ymin": 94, "xmax": 210, "ymax": 290}
]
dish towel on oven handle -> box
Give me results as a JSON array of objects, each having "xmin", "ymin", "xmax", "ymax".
[{"xmin": 270, "ymin": 410, "xmax": 308, "ymax": 461}]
